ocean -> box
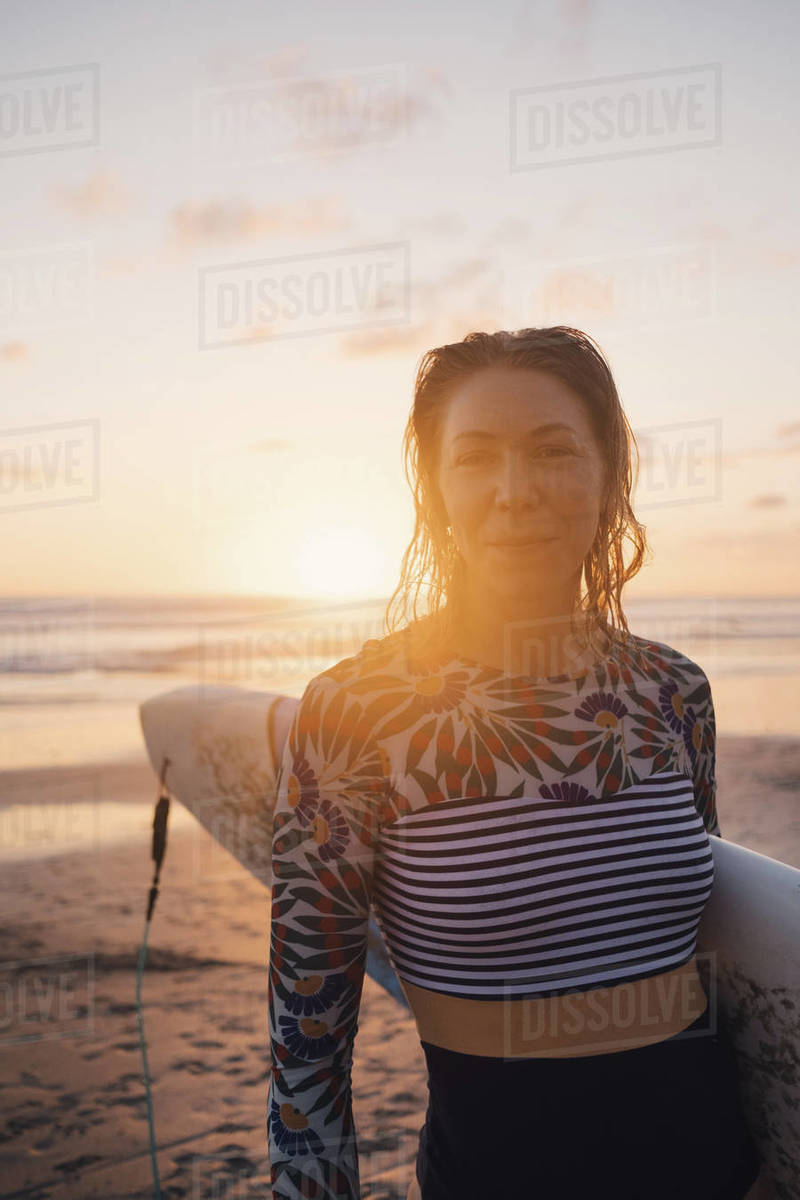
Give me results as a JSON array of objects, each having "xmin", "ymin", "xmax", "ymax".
[{"xmin": 1, "ymin": 593, "xmax": 799, "ymax": 770}]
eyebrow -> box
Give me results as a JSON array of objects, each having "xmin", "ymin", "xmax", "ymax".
[{"xmin": 451, "ymin": 423, "xmax": 575, "ymax": 443}]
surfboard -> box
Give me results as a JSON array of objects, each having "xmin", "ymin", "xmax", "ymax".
[
  {"xmin": 694, "ymin": 838, "xmax": 799, "ymax": 1198},
  {"xmin": 138, "ymin": 683, "xmax": 408, "ymax": 1007},
  {"xmin": 139, "ymin": 683, "xmax": 799, "ymax": 1197}
]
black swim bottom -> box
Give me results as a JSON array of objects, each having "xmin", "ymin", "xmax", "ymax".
[{"xmin": 415, "ymin": 1009, "xmax": 762, "ymax": 1200}]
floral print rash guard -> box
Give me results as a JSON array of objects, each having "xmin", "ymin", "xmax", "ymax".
[{"xmin": 267, "ymin": 623, "xmax": 721, "ymax": 1199}]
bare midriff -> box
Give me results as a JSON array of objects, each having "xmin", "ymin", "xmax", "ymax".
[{"xmin": 401, "ymin": 956, "xmax": 708, "ymax": 1058}]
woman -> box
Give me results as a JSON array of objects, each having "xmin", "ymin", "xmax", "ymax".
[{"xmin": 267, "ymin": 327, "xmax": 768, "ymax": 1200}]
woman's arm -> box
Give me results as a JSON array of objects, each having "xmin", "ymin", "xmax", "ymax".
[
  {"xmin": 267, "ymin": 672, "xmax": 383, "ymax": 1200},
  {"xmin": 690, "ymin": 669, "xmax": 722, "ymax": 838}
]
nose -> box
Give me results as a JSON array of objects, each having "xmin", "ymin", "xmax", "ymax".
[{"xmin": 494, "ymin": 449, "xmax": 542, "ymax": 509}]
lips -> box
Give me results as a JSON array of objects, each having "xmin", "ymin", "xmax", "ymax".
[{"xmin": 488, "ymin": 536, "xmax": 556, "ymax": 547}]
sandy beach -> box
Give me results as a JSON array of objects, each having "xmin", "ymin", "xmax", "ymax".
[{"xmin": 1, "ymin": 736, "xmax": 798, "ymax": 1198}]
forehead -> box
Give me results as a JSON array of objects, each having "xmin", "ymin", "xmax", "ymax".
[{"xmin": 439, "ymin": 365, "xmax": 593, "ymax": 441}]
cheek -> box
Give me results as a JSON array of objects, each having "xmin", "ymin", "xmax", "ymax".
[
  {"xmin": 441, "ymin": 477, "xmax": 481, "ymax": 522},
  {"xmin": 548, "ymin": 463, "xmax": 603, "ymax": 516}
]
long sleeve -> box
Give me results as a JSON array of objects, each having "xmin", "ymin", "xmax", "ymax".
[
  {"xmin": 690, "ymin": 669, "xmax": 722, "ymax": 839},
  {"xmin": 267, "ymin": 672, "xmax": 385, "ymax": 1200}
]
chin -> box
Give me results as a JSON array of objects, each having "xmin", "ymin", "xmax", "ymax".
[{"xmin": 483, "ymin": 579, "xmax": 545, "ymax": 606}]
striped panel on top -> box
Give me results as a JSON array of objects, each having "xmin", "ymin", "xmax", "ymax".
[{"xmin": 372, "ymin": 771, "xmax": 715, "ymax": 1001}]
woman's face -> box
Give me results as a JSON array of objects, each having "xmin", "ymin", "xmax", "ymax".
[{"xmin": 436, "ymin": 365, "xmax": 607, "ymax": 609}]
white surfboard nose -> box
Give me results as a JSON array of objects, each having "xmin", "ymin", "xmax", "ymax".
[
  {"xmin": 139, "ymin": 684, "xmax": 296, "ymax": 782},
  {"xmin": 138, "ymin": 685, "xmax": 299, "ymax": 887}
]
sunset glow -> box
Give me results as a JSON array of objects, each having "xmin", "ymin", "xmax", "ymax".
[{"xmin": 293, "ymin": 527, "xmax": 387, "ymax": 598}]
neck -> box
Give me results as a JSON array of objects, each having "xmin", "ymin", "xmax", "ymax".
[{"xmin": 442, "ymin": 585, "xmax": 608, "ymax": 677}]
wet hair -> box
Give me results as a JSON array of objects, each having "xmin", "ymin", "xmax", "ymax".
[{"xmin": 381, "ymin": 326, "xmax": 649, "ymax": 659}]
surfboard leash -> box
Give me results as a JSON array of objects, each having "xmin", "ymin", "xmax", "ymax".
[{"xmin": 135, "ymin": 754, "xmax": 171, "ymax": 1200}]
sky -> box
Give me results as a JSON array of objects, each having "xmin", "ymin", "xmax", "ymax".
[{"xmin": 1, "ymin": 0, "xmax": 799, "ymax": 599}]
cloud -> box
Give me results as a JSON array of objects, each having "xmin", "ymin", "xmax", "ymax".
[
  {"xmin": 420, "ymin": 64, "xmax": 451, "ymax": 96},
  {"xmin": 396, "ymin": 215, "xmax": 537, "ymax": 250},
  {"xmin": 167, "ymin": 195, "xmax": 351, "ymax": 247},
  {"xmin": 338, "ymin": 310, "xmax": 512, "ymax": 362},
  {"xmin": 0, "ymin": 341, "xmax": 29, "ymax": 362},
  {"xmin": 565, "ymin": 0, "xmax": 593, "ymax": 21},
  {"xmin": 193, "ymin": 62, "xmax": 450, "ymax": 162},
  {"xmin": 0, "ymin": 456, "xmax": 40, "ymax": 486},
  {"xmin": 260, "ymin": 45, "xmax": 308, "ymax": 79},
  {"xmin": 202, "ymin": 44, "xmax": 309, "ymax": 83},
  {"xmin": 507, "ymin": 0, "xmax": 596, "ymax": 61},
  {"xmin": 720, "ymin": 421, "xmax": 800, "ymax": 466},
  {"xmin": 101, "ymin": 256, "xmax": 140, "ymax": 275},
  {"xmin": 759, "ymin": 248, "xmax": 800, "ymax": 270},
  {"xmin": 240, "ymin": 323, "xmax": 277, "ymax": 344},
  {"xmin": 335, "ymin": 256, "xmax": 505, "ymax": 359},
  {"xmin": 52, "ymin": 169, "xmax": 130, "ymax": 218},
  {"xmin": 559, "ymin": 0, "xmax": 595, "ymax": 54},
  {"xmin": 400, "ymin": 70, "xmax": 450, "ymax": 135},
  {"xmin": 443, "ymin": 309, "xmax": 509, "ymax": 340},
  {"xmin": 338, "ymin": 323, "xmax": 436, "ymax": 358},
  {"xmin": 749, "ymin": 494, "xmax": 787, "ymax": 508},
  {"xmin": 263, "ymin": 70, "xmax": 444, "ymax": 150}
]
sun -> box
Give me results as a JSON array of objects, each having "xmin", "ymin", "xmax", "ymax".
[{"xmin": 293, "ymin": 527, "xmax": 386, "ymax": 598}]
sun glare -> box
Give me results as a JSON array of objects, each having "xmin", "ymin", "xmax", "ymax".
[{"xmin": 293, "ymin": 527, "xmax": 385, "ymax": 598}]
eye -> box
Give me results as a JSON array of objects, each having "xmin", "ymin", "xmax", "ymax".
[
  {"xmin": 455, "ymin": 446, "xmax": 572, "ymax": 467},
  {"xmin": 455, "ymin": 451, "xmax": 492, "ymax": 466}
]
